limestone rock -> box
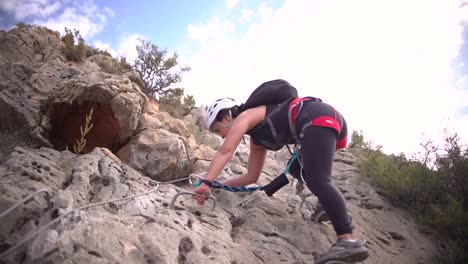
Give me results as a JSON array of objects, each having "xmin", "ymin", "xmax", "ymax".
[
  {"xmin": 117, "ymin": 129, "xmax": 195, "ymax": 181},
  {"xmin": 0, "ymin": 147, "xmax": 439, "ymax": 264},
  {"xmin": 0, "ymin": 26, "xmax": 147, "ymax": 155},
  {"xmin": 0, "ymin": 26, "xmax": 62, "ymax": 65},
  {"xmin": 198, "ymin": 133, "xmax": 222, "ymax": 150}
]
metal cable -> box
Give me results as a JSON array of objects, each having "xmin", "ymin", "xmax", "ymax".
[
  {"xmin": 0, "ymin": 189, "xmax": 50, "ymax": 219},
  {"xmin": 0, "ymin": 173, "xmax": 202, "ymax": 259}
]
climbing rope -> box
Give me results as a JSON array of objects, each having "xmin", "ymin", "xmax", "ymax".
[
  {"xmin": 0, "ymin": 173, "xmax": 214, "ymax": 259},
  {"xmin": 180, "ymin": 149, "xmax": 299, "ymax": 198}
]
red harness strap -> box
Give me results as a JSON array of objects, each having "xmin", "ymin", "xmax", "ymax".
[
  {"xmin": 336, "ymin": 135, "xmax": 348, "ymax": 150},
  {"xmin": 289, "ymin": 97, "xmax": 305, "ymax": 127},
  {"xmin": 289, "ymin": 98, "xmax": 347, "ymax": 150}
]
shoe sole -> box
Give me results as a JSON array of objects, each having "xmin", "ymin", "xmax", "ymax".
[
  {"xmin": 316, "ymin": 247, "xmax": 369, "ymax": 264},
  {"xmin": 338, "ymin": 249, "xmax": 369, "ymax": 262}
]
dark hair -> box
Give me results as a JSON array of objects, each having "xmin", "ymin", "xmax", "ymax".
[{"xmin": 214, "ymin": 104, "xmax": 244, "ymax": 122}]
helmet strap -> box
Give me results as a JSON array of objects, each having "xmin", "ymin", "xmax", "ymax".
[
  {"xmin": 228, "ymin": 110, "xmax": 233, "ymax": 127},
  {"xmin": 218, "ymin": 110, "xmax": 233, "ymax": 128}
]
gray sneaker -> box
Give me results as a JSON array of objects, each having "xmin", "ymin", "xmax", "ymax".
[{"xmin": 315, "ymin": 239, "xmax": 369, "ymax": 264}]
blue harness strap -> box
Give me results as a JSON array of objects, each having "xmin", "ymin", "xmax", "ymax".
[
  {"xmin": 192, "ymin": 179, "xmax": 262, "ymax": 192},
  {"xmin": 283, "ymin": 148, "xmax": 299, "ymax": 174},
  {"xmin": 212, "ymin": 181, "xmax": 262, "ymax": 192}
]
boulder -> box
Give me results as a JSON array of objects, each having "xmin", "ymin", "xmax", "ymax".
[{"xmin": 117, "ymin": 129, "xmax": 195, "ymax": 181}]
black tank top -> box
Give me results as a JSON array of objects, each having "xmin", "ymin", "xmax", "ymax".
[{"xmin": 246, "ymin": 100, "xmax": 294, "ymax": 150}]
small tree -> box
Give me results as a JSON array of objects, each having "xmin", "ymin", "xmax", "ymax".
[
  {"xmin": 349, "ymin": 130, "xmax": 367, "ymax": 149},
  {"xmin": 183, "ymin": 95, "xmax": 196, "ymax": 113},
  {"xmin": 436, "ymin": 132, "xmax": 468, "ymax": 209},
  {"xmin": 160, "ymin": 87, "xmax": 184, "ymax": 106},
  {"xmin": 133, "ymin": 39, "xmax": 190, "ymax": 98},
  {"xmin": 159, "ymin": 88, "xmax": 196, "ymax": 117}
]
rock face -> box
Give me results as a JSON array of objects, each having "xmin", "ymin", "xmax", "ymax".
[
  {"xmin": 0, "ymin": 147, "xmax": 438, "ymax": 264},
  {"xmin": 0, "ymin": 26, "xmax": 198, "ymax": 179},
  {"xmin": 0, "ymin": 26, "xmax": 440, "ymax": 264},
  {"xmin": 0, "ymin": 25, "xmax": 146, "ymax": 151}
]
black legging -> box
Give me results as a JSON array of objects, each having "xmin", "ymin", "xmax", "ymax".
[{"xmin": 300, "ymin": 126, "xmax": 352, "ymax": 236}]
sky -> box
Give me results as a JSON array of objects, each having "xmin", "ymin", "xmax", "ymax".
[{"xmin": 1, "ymin": 0, "xmax": 468, "ymax": 157}]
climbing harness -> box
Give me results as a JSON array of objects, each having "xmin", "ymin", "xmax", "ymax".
[
  {"xmin": 287, "ymin": 96, "xmax": 323, "ymax": 143},
  {"xmin": 283, "ymin": 148, "xmax": 299, "ymax": 177}
]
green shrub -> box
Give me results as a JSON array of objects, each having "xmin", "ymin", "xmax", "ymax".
[
  {"xmin": 98, "ymin": 57, "xmax": 133, "ymax": 74},
  {"xmin": 61, "ymin": 28, "xmax": 86, "ymax": 62},
  {"xmin": 15, "ymin": 22, "xmax": 27, "ymax": 31},
  {"xmin": 14, "ymin": 22, "xmax": 38, "ymax": 32},
  {"xmin": 352, "ymin": 130, "xmax": 468, "ymax": 262},
  {"xmin": 86, "ymin": 47, "xmax": 112, "ymax": 58},
  {"xmin": 349, "ymin": 130, "xmax": 368, "ymax": 149},
  {"xmin": 159, "ymin": 88, "xmax": 195, "ymax": 118}
]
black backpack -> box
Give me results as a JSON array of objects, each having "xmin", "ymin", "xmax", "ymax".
[{"xmin": 239, "ymin": 79, "xmax": 298, "ymax": 112}]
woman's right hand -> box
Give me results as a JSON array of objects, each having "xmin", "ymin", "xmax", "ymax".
[{"xmin": 192, "ymin": 183, "xmax": 211, "ymax": 205}]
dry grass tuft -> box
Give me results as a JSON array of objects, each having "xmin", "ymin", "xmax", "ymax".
[{"xmin": 73, "ymin": 108, "xmax": 94, "ymax": 154}]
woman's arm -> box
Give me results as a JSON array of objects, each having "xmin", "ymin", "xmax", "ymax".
[
  {"xmin": 221, "ymin": 140, "xmax": 267, "ymax": 187},
  {"xmin": 202, "ymin": 106, "xmax": 266, "ymax": 183}
]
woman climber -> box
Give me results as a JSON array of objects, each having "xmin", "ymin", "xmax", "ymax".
[{"xmin": 192, "ymin": 79, "xmax": 369, "ymax": 264}]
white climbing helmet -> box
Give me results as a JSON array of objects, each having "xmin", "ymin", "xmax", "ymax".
[{"xmin": 205, "ymin": 97, "xmax": 237, "ymax": 130}]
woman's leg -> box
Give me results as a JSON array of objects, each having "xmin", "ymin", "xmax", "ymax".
[
  {"xmin": 300, "ymin": 126, "xmax": 352, "ymax": 236},
  {"xmin": 300, "ymin": 125, "xmax": 368, "ymax": 263}
]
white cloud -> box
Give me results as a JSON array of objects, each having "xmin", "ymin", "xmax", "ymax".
[
  {"xmin": 90, "ymin": 34, "xmax": 143, "ymax": 64},
  {"xmin": 225, "ymin": 0, "xmax": 239, "ymax": 9},
  {"xmin": 0, "ymin": 0, "xmax": 114, "ymax": 40},
  {"xmin": 258, "ymin": 3, "xmax": 273, "ymax": 21},
  {"xmin": 181, "ymin": 0, "xmax": 468, "ymax": 156},
  {"xmin": 116, "ymin": 34, "xmax": 143, "ymax": 63},
  {"xmin": 18, "ymin": 1, "xmax": 61, "ymax": 20},
  {"xmin": 92, "ymin": 40, "xmax": 118, "ymax": 57},
  {"xmin": 0, "ymin": 0, "xmax": 17, "ymax": 12},
  {"xmin": 240, "ymin": 9, "xmax": 254, "ymax": 23},
  {"xmin": 188, "ymin": 17, "xmax": 235, "ymax": 44},
  {"xmin": 0, "ymin": 0, "xmax": 61, "ymax": 20},
  {"xmin": 33, "ymin": 7, "xmax": 104, "ymax": 38}
]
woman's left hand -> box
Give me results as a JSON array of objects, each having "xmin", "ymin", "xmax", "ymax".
[{"xmin": 192, "ymin": 183, "xmax": 211, "ymax": 205}]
